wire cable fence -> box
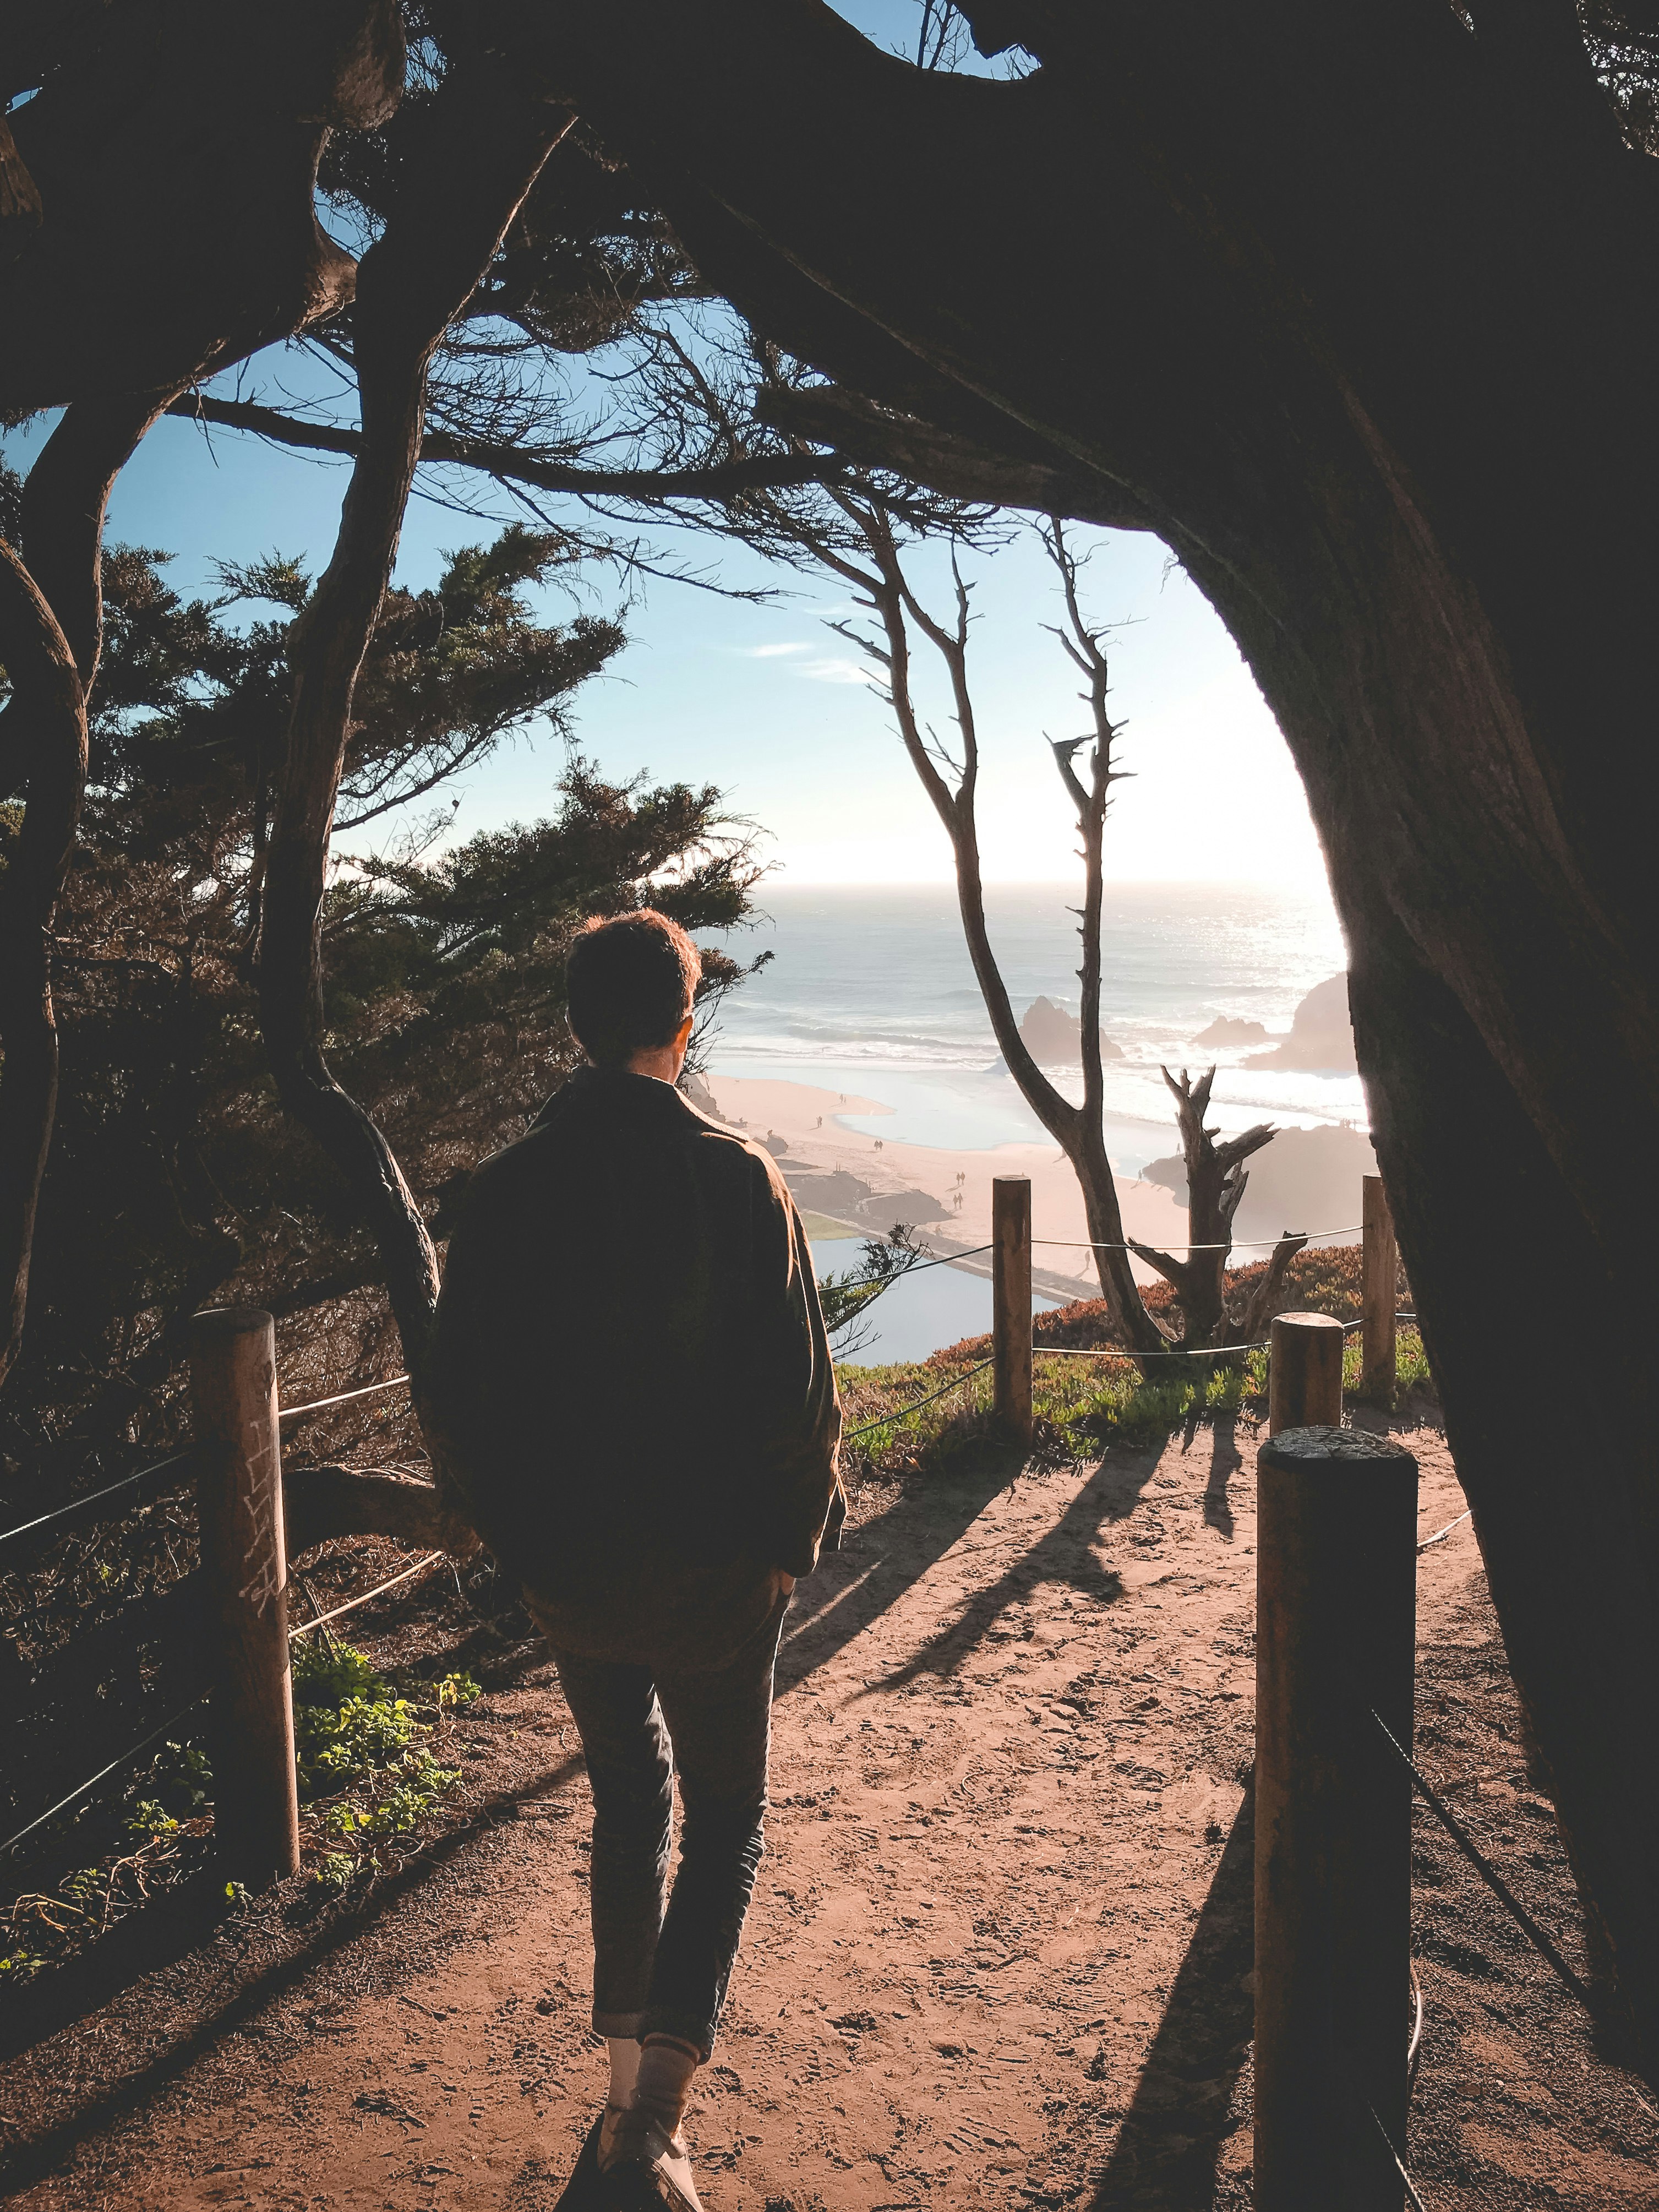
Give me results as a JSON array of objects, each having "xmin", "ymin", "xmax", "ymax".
[
  {"xmin": 0, "ymin": 1450, "xmax": 197, "ymax": 1557},
  {"xmin": 0, "ymin": 1697, "xmax": 206, "ymax": 1861},
  {"xmin": 289, "ymin": 1551, "xmax": 448, "ymax": 1637},
  {"xmin": 843, "ymin": 1357, "xmax": 995, "ymax": 1442},
  {"xmin": 1034, "ymin": 1223, "xmax": 1362, "ymax": 1252},
  {"xmin": 0, "ymin": 1332, "xmax": 440, "ymax": 1890},
  {"xmin": 279, "ymin": 1372, "xmax": 411, "ymax": 1425},
  {"xmin": 1370, "ymin": 1706, "xmax": 1595, "ymax": 2012},
  {"xmin": 1031, "ymin": 1315, "xmax": 1366, "ymax": 1361}
]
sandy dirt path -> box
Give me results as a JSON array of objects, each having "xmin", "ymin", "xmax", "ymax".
[{"xmin": 4, "ymin": 1418, "xmax": 1652, "ymax": 2210}]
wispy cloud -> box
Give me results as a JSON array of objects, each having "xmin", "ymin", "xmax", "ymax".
[
  {"xmin": 735, "ymin": 641, "xmax": 812, "ymax": 658},
  {"xmin": 800, "ymin": 656, "xmax": 879, "ymax": 686}
]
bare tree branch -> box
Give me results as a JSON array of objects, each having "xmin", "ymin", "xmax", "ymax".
[{"xmin": 165, "ymin": 391, "xmax": 847, "ymax": 506}]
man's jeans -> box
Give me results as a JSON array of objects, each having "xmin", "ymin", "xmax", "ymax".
[{"xmin": 548, "ymin": 1593, "xmax": 788, "ymax": 2062}]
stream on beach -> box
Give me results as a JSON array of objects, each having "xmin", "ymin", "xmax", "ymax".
[{"xmin": 811, "ymin": 1234, "xmax": 1063, "ymax": 1366}]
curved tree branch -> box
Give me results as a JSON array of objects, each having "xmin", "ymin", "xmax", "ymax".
[
  {"xmin": 0, "ymin": 542, "xmax": 86, "ymax": 1388},
  {"xmin": 20, "ymin": 391, "xmax": 176, "ymax": 684},
  {"xmin": 0, "ymin": 392, "xmax": 181, "ymax": 1392},
  {"xmin": 756, "ymin": 384, "xmax": 1155, "ymax": 531},
  {"xmin": 164, "ymin": 391, "xmax": 847, "ymax": 506},
  {"xmin": 258, "ymin": 69, "xmax": 575, "ymax": 1370}
]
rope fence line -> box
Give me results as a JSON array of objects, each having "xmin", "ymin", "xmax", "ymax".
[
  {"xmin": 1369, "ymin": 1706, "xmax": 1595, "ymax": 2013},
  {"xmin": 830, "ymin": 1243, "xmax": 995, "ymax": 1327},
  {"xmin": 288, "ymin": 1551, "xmax": 448, "ymax": 1637},
  {"xmin": 1368, "ymin": 2101, "xmax": 1431, "ymax": 2212},
  {"xmin": 1417, "ymin": 1507, "xmax": 1471, "ymax": 1552},
  {"xmin": 1038, "ymin": 1338, "xmax": 1270, "ymax": 1359},
  {"xmin": 1034, "ymin": 1223, "xmax": 1362, "ymax": 1252},
  {"xmin": 872, "ymin": 1242, "xmax": 992, "ymax": 1276},
  {"xmin": 0, "ymin": 1697, "xmax": 205, "ymax": 1860},
  {"xmin": 279, "ymin": 1372, "xmax": 411, "ymax": 1425},
  {"xmin": 843, "ymin": 1358, "xmax": 994, "ymax": 1442},
  {"xmin": 0, "ymin": 1450, "xmax": 197, "ymax": 1557}
]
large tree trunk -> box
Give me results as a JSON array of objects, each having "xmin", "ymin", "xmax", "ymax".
[
  {"xmin": 511, "ymin": 0, "xmax": 1659, "ymax": 2052},
  {"xmin": 257, "ymin": 67, "xmax": 572, "ymax": 1370},
  {"xmin": 0, "ymin": 393, "xmax": 180, "ymax": 1390}
]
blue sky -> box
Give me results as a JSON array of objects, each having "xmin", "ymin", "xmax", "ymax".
[{"xmin": 2, "ymin": 1, "xmax": 1333, "ymax": 896}]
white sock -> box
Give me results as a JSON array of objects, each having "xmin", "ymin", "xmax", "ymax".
[
  {"xmin": 607, "ymin": 2035, "xmax": 641, "ymax": 2108},
  {"xmin": 634, "ymin": 2034, "xmax": 698, "ymax": 2136}
]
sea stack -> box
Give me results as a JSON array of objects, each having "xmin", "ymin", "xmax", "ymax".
[
  {"xmin": 1244, "ymin": 974, "xmax": 1359, "ymax": 1072},
  {"xmin": 1018, "ymin": 995, "xmax": 1125, "ymax": 1066},
  {"xmin": 1191, "ymin": 1014, "xmax": 1271, "ymax": 1045}
]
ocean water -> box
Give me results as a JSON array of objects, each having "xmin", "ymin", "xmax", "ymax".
[
  {"xmin": 705, "ymin": 881, "xmax": 1362, "ymax": 1168},
  {"xmin": 810, "ymin": 1234, "xmax": 1065, "ymax": 1367}
]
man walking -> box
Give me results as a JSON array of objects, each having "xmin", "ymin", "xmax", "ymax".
[{"xmin": 429, "ymin": 910, "xmax": 842, "ymax": 2209}]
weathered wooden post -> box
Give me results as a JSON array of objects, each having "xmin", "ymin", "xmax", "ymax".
[
  {"xmin": 992, "ymin": 1175, "xmax": 1033, "ymax": 1449},
  {"xmin": 189, "ymin": 1307, "xmax": 300, "ymax": 1886},
  {"xmin": 1361, "ymin": 1174, "xmax": 1398, "ymax": 1403},
  {"xmin": 1268, "ymin": 1310, "xmax": 1345, "ymax": 1436},
  {"xmin": 1255, "ymin": 1424, "xmax": 1420, "ymax": 2207}
]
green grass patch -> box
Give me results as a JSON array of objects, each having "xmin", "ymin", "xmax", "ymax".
[{"xmin": 836, "ymin": 1323, "xmax": 1433, "ymax": 1488}]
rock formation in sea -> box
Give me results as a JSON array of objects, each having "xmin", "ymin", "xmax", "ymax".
[
  {"xmin": 1140, "ymin": 1120, "xmax": 1376, "ymax": 1247},
  {"xmin": 1018, "ymin": 995, "xmax": 1125, "ymax": 1065},
  {"xmin": 1242, "ymin": 973, "xmax": 1359, "ymax": 1072},
  {"xmin": 1191, "ymin": 1014, "xmax": 1271, "ymax": 1045}
]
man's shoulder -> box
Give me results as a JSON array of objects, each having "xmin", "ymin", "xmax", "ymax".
[
  {"xmin": 676, "ymin": 1094, "xmax": 794, "ymax": 1201},
  {"xmin": 462, "ymin": 1080, "xmax": 783, "ymax": 1191}
]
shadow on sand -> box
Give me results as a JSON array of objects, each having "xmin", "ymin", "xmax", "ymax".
[
  {"xmin": 1085, "ymin": 1786, "xmax": 1256, "ymax": 2210},
  {"xmin": 3, "ymin": 1427, "xmax": 1251, "ymax": 2204},
  {"xmin": 0, "ymin": 1435, "xmax": 1050, "ymax": 2188}
]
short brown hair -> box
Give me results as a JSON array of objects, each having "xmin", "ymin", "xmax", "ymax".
[{"xmin": 566, "ymin": 909, "xmax": 701, "ymax": 1066}]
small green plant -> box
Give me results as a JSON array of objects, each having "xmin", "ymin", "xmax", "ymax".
[
  {"xmin": 1, "ymin": 1643, "xmax": 480, "ymax": 1990},
  {"xmin": 289, "ymin": 1638, "xmax": 471, "ymax": 1877},
  {"xmin": 1344, "ymin": 1325, "xmax": 1433, "ymax": 1407},
  {"xmin": 436, "ymin": 1671, "xmax": 482, "ymax": 1710}
]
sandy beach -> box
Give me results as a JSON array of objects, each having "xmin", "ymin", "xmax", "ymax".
[{"xmin": 698, "ymin": 1070, "xmax": 1191, "ymax": 1295}]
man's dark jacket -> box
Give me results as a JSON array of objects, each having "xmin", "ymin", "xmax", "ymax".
[{"xmin": 427, "ymin": 1067, "xmax": 843, "ymax": 1666}]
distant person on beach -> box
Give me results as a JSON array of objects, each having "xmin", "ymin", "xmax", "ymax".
[{"xmin": 429, "ymin": 910, "xmax": 843, "ymax": 2210}]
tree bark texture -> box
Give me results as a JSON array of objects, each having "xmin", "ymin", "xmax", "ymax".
[
  {"xmin": 0, "ymin": 390, "xmax": 169, "ymax": 1388},
  {"xmin": 0, "ymin": 542, "xmax": 86, "ymax": 1389},
  {"xmin": 511, "ymin": 0, "xmax": 1659, "ymax": 2049},
  {"xmin": 257, "ymin": 68, "xmax": 573, "ymax": 1370}
]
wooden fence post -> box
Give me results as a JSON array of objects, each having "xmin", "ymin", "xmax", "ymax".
[
  {"xmin": 992, "ymin": 1176, "xmax": 1033, "ymax": 1450},
  {"xmin": 189, "ymin": 1307, "xmax": 300, "ymax": 1887},
  {"xmin": 1361, "ymin": 1174, "xmax": 1398, "ymax": 1402},
  {"xmin": 1254, "ymin": 1424, "xmax": 1420, "ymax": 2208},
  {"xmin": 1268, "ymin": 1311, "xmax": 1345, "ymax": 1436}
]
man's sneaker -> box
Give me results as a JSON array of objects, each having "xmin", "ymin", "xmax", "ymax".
[{"xmin": 596, "ymin": 2106, "xmax": 704, "ymax": 2211}]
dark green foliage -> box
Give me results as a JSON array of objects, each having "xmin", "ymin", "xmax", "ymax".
[{"xmin": 0, "ymin": 524, "xmax": 761, "ymax": 1462}]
